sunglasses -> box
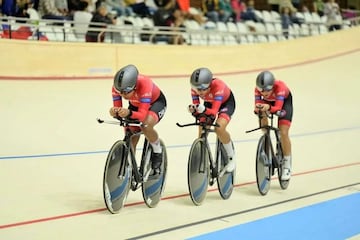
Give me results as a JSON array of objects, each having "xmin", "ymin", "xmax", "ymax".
[
  {"xmin": 257, "ymin": 85, "xmax": 273, "ymax": 92},
  {"xmin": 117, "ymin": 87, "xmax": 135, "ymax": 95},
  {"xmin": 192, "ymin": 84, "xmax": 210, "ymax": 91}
]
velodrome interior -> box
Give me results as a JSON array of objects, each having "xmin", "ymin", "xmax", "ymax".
[{"xmin": 0, "ymin": 27, "xmax": 359, "ymax": 239}]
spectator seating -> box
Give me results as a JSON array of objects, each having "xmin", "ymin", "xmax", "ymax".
[{"xmin": 1, "ymin": 10, "xmax": 358, "ymax": 45}]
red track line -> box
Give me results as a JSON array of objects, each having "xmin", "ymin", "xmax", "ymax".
[
  {"xmin": 0, "ymin": 161, "xmax": 359, "ymax": 230},
  {"xmin": 0, "ymin": 48, "xmax": 359, "ymax": 81}
]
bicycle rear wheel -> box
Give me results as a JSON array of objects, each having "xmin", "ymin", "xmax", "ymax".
[
  {"xmin": 142, "ymin": 139, "xmax": 168, "ymax": 208},
  {"xmin": 276, "ymin": 141, "xmax": 290, "ymax": 190},
  {"xmin": 255, "ymin": 135, "xmax": 271, "ymax": 195},
  {"xmin": 188, "ymin": 138, "xmax": 210, "ymax": 206},
  {"xmin": 103, "ymin": 140, "xmax": 131, "ymax": 214},
  {"xmin": 216, "ymin": 140, "xmax": 234, "ymax": 200}
]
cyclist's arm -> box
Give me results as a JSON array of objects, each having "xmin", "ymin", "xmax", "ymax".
[
  {"xmin": 112, "ymin": 86, "xmax": 123, "ymax": 107},
  {"xmin": 269, "ymin": 95, "xmax": 285, "ymax": 113},
  {"xmin": 191, "ymin": 89, "xmax": 200, "ymax": 105},
  {"xmin": 204, "ymin": 97, "xmax": 222, "ymax": 116},
  {"xmin": 130, "ymin": 98, "xmax": 151, "ymax": 122}
]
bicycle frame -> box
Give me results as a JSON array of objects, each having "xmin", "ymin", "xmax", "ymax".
[
  {"xmin": 177, "ymin": 117, "xmax": 220, "ymax": 178},
  {"xmin": 246, "ymin": 110, "xmax": 288, "ymax": 195},
  {"xmin": 246, "ymin": 111, "xmax": 283, "ymax": 167},
  {"xmin": 177, "ymin": 114, "xmax": 234, "ymax": 205},
  {"xmin": 99, "ymin": 117, "xmax": 167, "ymax": 212}
]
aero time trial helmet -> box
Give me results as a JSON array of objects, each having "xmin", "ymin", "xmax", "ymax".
[
  {"xmin": 190, "ymin": 67, "xmax": 213, "ymax": 90},
  {"xmin": 114, "ymin": 64, "xmax": 139, "ymax": 93},
  {"xmin": 256, "ymin": 71, "xmax": 275, "ymax": 92}
]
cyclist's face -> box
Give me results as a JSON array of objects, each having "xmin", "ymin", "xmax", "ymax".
[
  {"xmin": 195, "ymin": 88, "xmax": 210, "ymax": 98},
  {"xmin": 119, "ymin": 89, "xmax": 135, "ymax": 99},
  {"xmin": 261, "ymin": 89, "xmax": 272, "ymax": 98}
]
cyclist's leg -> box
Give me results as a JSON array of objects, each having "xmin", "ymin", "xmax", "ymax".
[
  {"xmin": 126, "ymin": 104, "xmax": 142, "ymax": 151},
  {"xmin": 142, "ymin": 92, "xmax": 167, "ymax": 170},
  {"xmin": 215, "ymin": 92, "xmax": 236, "ymax": 172},
  {"xmin": 278, "ymin": 92, "xmax": 293, "ymax": 180}
]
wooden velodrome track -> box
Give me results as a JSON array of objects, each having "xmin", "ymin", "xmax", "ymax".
[{"xmin": 0, "ymin": 28, "xmax": 360, "ymax": 239}]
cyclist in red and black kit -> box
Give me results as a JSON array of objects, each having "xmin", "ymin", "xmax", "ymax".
[
  {"xmin": 109, "ymin": 64, "xmax": 167, "ymax": 174},
  {"xmin": 254, "ymin": 70, "xmax": 293, "ymax": 180},
  {"xmin": 188, "ymin": 67, "xmax": 236, "ymax": 173}
]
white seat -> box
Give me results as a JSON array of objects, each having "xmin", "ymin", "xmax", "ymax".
[
  {"xmin": 267, "ymin": 35, "xmax": 278, "ymax": 42},
  {"xmin": 184, "ymin": 20, "xmax": 201, "ymax": 30},
  {"xmin": 239, "ymin": 35, "xmax": 248, "ymax": 44},
  {"xmin": 295, "ymin": 12, "xmax": 304, "ymax": 21},
  {"xmin": 236, "ymin": 22, "xmax": 249, "ymax": 35},
  {"xmin": 274, "ymin": 22, "xmax": 283, "ymax": 34},
  {"xmin": 310, "ymin": 24, "xmax": 320, "ymax": 36},
  {"xmin": 53, "ymin": 27, "xmax": 65, "ymax": 41},
  {"xmin": 265, "ymin": 22, "xmax": 275, "ymax": 33},
  {"xmin": 254, "ymin": 22, "xmax": 266, "ymax": 34},
  {"xmin": 142, "ymin": 17, "xmax": 154, "ymax": 27},
  {"xmin": 270, "ymin": 10, "xmax": 281, "ymax": 22},
  {"xmin": 216, "ymin": 21, "xmax": 228, "ymax": 32},
  {"xmin": 261, "ymin": 10, "xmax": 273, "ymax": 23},
  {"xmin": 319, "ymin": 24, "xmax": 328, "ymax": 34},
  {"xmin": 311, "ymin": 12, "xmax": 322, "ymax": 24},
  {"xmin": 133, "ymin": 17, "xmax": 145, "ymax": 28},
  {"xmin": 184, "ymin": 20, "xmax": 206, "ymax": 45},
  {"xmin": 300, "ymin": 24, "xmax": 310, "ymax": 36},
  {"xmin": 204, "ymin": 21, "xmax": 216, "ymax": 30},
  {"xmin": 257, "ymin": 35, "xmax": 268, "ymax": 43},
  {"xmin": 292, "ymin": 23, "xmax": 301, "ymax": 37},
  {"xmin": 246, "ymin": 34, "xmax": 257, "ymax": 43},
  {"xmin": 227, "ymin": 22, "xmax": 238, "ymax": 33},
  {"xmin": 303, "ymin": 12, "xmax": 313, "ymax": 24},
  {"xmin": 226, "ymin": 21, "xmax": 239, "ymax": 42},
  {"xmin": 254, "ymin": 10, "xmax": 263, "ymax": 21},
  {"xmin": 207, "ymin": 34, "xmax": 222, "ymax": 45},
  {"xmin": 223, "ymin": 35, "xmax": 238, "ymax": 45}
]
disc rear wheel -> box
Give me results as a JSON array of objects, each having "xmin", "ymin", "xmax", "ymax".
[
  {"xmin": 216, "ymin": 141, "xmax": 234, "ymax": 200},
  {"xmin": 142, "ymin": 140, "xmax": 168, "ymax": 208}
]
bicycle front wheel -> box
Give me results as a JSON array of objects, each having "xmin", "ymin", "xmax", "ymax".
[
  {"xmin": 188, "ymin": 138, "xmax": 210, "ymax": 206},
  {"xmin": 216, "ymin": 140, "xmax": 234, "ymax": 200},
  {"xmin": 103, "ymin": 140, "xmax": 131, "ymax": 214},
  {"xmin": 142, "ymin": 139, "xmax": 168, "ymax": 208},
  {"xmin": 255, "ymin": 135, "xmax": 271, "ymax": 196}
]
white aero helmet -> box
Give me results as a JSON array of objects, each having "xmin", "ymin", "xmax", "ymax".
[
  {"xmin": 256, "ymin": 71, "xmax": 275, "ymax": 92},
  {"xmin": 114, "ymin": 64, "xmax": 138, "ymax": 93},
  {"xmin": 190, "ymin": 67, "xmax": 213, "ymax": 90}
]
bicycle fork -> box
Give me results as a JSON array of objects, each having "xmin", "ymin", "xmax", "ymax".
[{"xmin": 116, "ymin": 145, "xmax": 129, "ymax": 180}]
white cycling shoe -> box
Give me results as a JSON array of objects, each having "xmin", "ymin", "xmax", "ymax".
[
  {"xmin": 281, "ymin": 168, "xmax": 291, "ymax": 180},
  {"xmin": 226, "ymin": 157, "xmax": 236, "ymax": 172},
  {"xmin": 281, "ymin": 158, "xmax": 292, "ymax": 180}
]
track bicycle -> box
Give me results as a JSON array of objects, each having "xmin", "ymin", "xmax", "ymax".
[
  {"xmin": 176, "ymin": 114, "xmax": 235, "ymax": 206},
  {"xmin": 245, "ymin": 110, "xmax": 289, "ymax": 196},
  {"xmin": 97, "ymin": 118, "xmax": 167, "ymax": 214}
]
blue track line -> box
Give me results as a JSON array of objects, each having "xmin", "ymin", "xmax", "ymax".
[
  {"xmin": 1, "ymin": 126, "xmax": 359, "ymax": 160},
  {"xmin": 187, "ymin": 192, "xmax": 360, "ymax": 240}
]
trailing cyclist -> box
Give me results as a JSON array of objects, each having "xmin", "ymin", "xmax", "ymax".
[
  {"xmin": 253, "ymin": 70, "xmax": 293, "ymax": 180},
  {"xmin": 109, "ymin": 64, "xmax": 167, "ymax": 174},
  {"xmin": 187, "ymin": 67, "xmax": 236, "ymax": 172}
]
